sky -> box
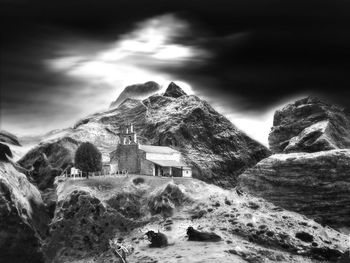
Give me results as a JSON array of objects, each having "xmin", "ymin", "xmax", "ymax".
[{"xmin": 1, "ymin": 0, "xmax": 350, "ymax": 145}]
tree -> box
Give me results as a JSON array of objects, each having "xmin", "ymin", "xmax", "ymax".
[{"xmin": 74, "ymin": 142, "xmax": 102, "ymax": 176}]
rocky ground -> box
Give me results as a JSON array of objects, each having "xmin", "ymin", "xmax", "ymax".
[{"xmin": 43, "ymin": 175, "xmax": 349, "ymax": 263}]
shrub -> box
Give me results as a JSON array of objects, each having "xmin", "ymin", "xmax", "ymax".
[
  {"xmin": 74, "ymin": 142, "xmax": 102, "ymax": 173},
  {"xmin": 132, "ymin": 177, "xmax": 145, "ymax": 185}
]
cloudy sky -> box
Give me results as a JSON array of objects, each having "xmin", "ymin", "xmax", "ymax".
[{"xmin": 1, "ymin": 0, "xmax": 350, "ymax": 145}]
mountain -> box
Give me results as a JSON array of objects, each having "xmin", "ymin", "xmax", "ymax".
[
  {"xmin": 0, "ymin": 162, "xmax": 49, "ymax": 263},
  {"xmin": 239, "ymin": 97, "xmax": 350, "ymax": 230},
  {"xmin": 19, "ymin": 83, "xmax": 270, "ymax": 189},
  {"xmin": 44, "ymin": 175, "xmax": 349, "ymax": 262},
  {"xmin": 268, "ymin": 96, "xmax": 350, "ymax": 153},
  {"xmin": 109, "ymin": 81, "xmax": 161, "ymax": 108}
]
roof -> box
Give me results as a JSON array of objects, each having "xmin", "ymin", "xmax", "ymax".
[
  {"xmin": 146, "ymin": 158, "xmax": 189, "ymax": 168},
  {"xmin": 139, "ymin": 144, "xmax": 179, "ymax": 154}
]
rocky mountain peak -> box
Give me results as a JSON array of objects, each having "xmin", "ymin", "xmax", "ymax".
[
  {"xmin": 163, "ymin": 82, "xmax": 187, "ymax": 98},
  {"xmin": 109, "ymin": 81, "xmax": 161, "ymax": 108},
  {"xmin": 269, "ymin": 96, "xmax": 350, "ymax": 153}
]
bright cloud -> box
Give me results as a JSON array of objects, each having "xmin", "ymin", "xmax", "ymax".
[{"xmin": 47, "ymin": 14, "xmax": 205, "ymax": 92}]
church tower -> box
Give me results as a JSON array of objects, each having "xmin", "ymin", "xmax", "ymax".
[{"xmin": 119, "ymin": 123, "xmax": 137, "ymax": 145}]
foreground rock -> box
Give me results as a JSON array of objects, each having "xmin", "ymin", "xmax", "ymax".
[
  {"xmin": 268, "ymin": 96, "xmax": 350, "ymax": 153},
  {"xmin": 0, "ymin": 130, "xmax": 20, "ymax": 146},
  {"xmin": 45, "ymin": 175, "xmax": 349, "ymax": 262},
  {"xmin": 20, "ymin": 83, "xmax": 270, "ymax": 189},
  {"xmin": 0, "ymin": 162, "xmax": 49, "ymax": 263},
  {"xmin": 19, "ymin": 137, "xmax": 81, "ymax": 190},
  {"xmin": 109, "ymin": 81, "xmax": 161, "ymax": 109},
  {"xmin": 239, "ymin": 149, "xmax": 350, "ymax": 228}
]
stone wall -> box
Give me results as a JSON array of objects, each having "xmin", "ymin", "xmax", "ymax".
[
  {"xmin": 140, "ymin": 157, "xmax": 154, "ymax": 175},
  {"xmin": 116, "ymin": 144, "xmax": 140, "ymax": 173}
]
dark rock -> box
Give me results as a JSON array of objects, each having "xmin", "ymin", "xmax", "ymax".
[
  {"xmin": 309, "ymin": 247, "xmax": 343, "ymax": 261},
  {"xmin": 187, "ymin": 226, "xmax": 222, "ymax": 242},
  {"xmin": 239, "ymin": 149, "xmax": 350, "ymax": 228},
  {"xmin": 0, "ymin": 143, "xmax": 12, "ymax": 162},
  {"xmin": 0, "ymin": 162, "xmax": 49, "ymax": 263},
  {"xmin": 0, "ymin": 130, "xmax": 20, "ymax": 146},
  {"xmin": 44, "ymin": 190, "xmax": 141, "ymax": 261},
  {"xmin": 163, "ymin": 82, "xmax": 187, "ymax": 98},
  {"xmin": 107, "ymin": 192, "xmax": 144, "ymax": 219},
  {"xmin": 110, "ymin": 81, "xmax": 161, "ymax": 108},
  {"xmin": 295, "ymin": 232, "xmax": 314, "ymax": 243},
  {"xmin": 269, "ymin": 96, "xmax": 350, "ymax": 153},
  {"xmin": 148, "ymin": 184, "xmax": 189, "ymax": 218},
  {"xmin": 19, "ymin": 137, "xmax": 80, "ymax": 189}
]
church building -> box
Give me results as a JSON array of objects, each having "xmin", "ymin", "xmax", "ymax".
[{"xmin": 109, "ymin": 124, "xmax": 192, "ymax": 177}]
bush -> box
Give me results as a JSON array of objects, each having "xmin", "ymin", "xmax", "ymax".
[
  {"xmin": 132, "ymin": 177, "xmax": 145, "ymax": 185},
  {"xmin": 74, "ymin": 142, "xmax": 102, "ymax": 173}
]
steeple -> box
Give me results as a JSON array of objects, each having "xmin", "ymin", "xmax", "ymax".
[{"xmin": 119, "ymin": 123, "xmax": 137, "ymax": 145}]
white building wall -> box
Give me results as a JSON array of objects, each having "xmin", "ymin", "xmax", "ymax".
[
  {"xmin": 182, "ymin": 168, "xmax": 192, "ymax": 177},
  {"xmin": 145, "ymin": 152, "xmax": 181, "ymax": 161}
]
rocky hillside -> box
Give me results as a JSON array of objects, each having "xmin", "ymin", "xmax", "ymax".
[
  {"xmin": 19, "ymin": 83, "xmax": 270, "ymax": 189},
  {"xmin": 44, "ymin": 175, "xmax": 349, "ymax": 262},
  {"xmin": 239, "ymin": 97, "xmax": 350, "ymax": 231},
  {"xmin": 268, "ymin": 96, "xmax": 350, "ymax": 153},
  {"xmin": 0, "ymin": 162, "xmax": 49, "ymax": 263},
  {"xmin": 239, "ymin": 149, "xmax": 350, "ymax": 228},
  {"xmin": 109, "ymin": 81, "xmax": 161, "ymax": 109}
]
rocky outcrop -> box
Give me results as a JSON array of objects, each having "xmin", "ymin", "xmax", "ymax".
[
  {"xmin": 44, "ymin": 188, "xmax": 142, "ymax": 262},
  {"xmin": 0, "ymin": 143, "xmax": 12, "ymax": 162},
  {"xmin": 109, "ymin": 81, "xmax": 161, "ymax": 109},
  {"xmin": 268, "ymin": 96, "xmax": 350, "ymax": 153},
  {"xmin": 163, "ymin": 82, "xmax": 186, "ymax": 98},
  {"xmin": 20, "ymin": 83, "xmax": 270, "ymax": 189},
  {"xmin": 0, "ymin": 130, "xmax": 20, "ymax": 146},
  {"xmin": 238, "ymin": 149, "xmax": 350, "ymax": 228},
  {"xmin": 0, "ymin": 162, "xmax": 49, "ymax": 263},
  {"xmin": 19, "ymin": 137, "xmax": 80, "ymax": 190}
]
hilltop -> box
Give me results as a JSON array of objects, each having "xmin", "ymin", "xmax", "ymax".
[{"xmin": 19, "ymin": 82, "xmax": 270, "ymax": 189}]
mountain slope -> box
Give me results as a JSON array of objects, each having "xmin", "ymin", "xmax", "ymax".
[{"xmin": 20, "ymin": 83, "xmax": 270, "ymax": 189}]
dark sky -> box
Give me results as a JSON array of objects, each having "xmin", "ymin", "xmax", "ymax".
[{"xmin": 1, "ymin": 0, "xmax": 350, "ymax": 144}]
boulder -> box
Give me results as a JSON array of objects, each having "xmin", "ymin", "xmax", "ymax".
[
  {"xmin": 238, "ymin": 149, "xmax": 350, "ymax": 228},
  {"xmin": 268, "ymin": 96, "xmax": 350, "ymax": 153},
  {"xmin": 0, "ymin": 162, "xmax": 49, "ymax": 263}
]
